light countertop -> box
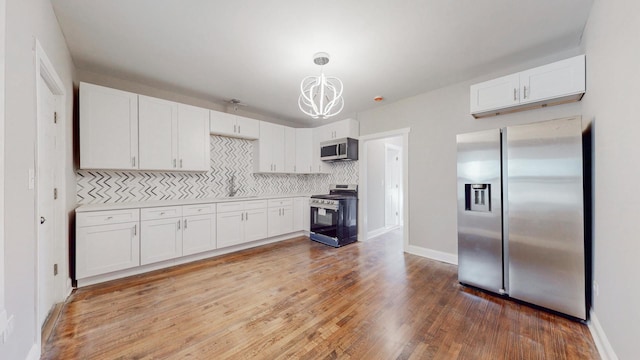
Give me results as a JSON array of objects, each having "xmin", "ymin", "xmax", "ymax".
[{"xmin": 76, "ymin": 193, "xmax": 314, "ymax": 213}]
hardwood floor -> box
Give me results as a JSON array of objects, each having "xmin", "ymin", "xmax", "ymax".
[{"xmin": 43, "ymin": 233, "xmax": 600, "ymax": 359}]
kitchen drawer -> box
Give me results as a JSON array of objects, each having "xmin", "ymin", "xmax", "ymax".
[
  {"xmin": 217, "ymin": 202, "xmax": 246, "ymax": 213},
  {"xmin": 141, "ymin": 206, "xmax": 182, "ymax": 220},
  {"xmin": 77, "ymin": 209, "xmax": 140, "ymax": 227},
  {"xmin": 244, "ymin": 200, "xmax": 268, "ymax": 210},
  {"xmin": 268, "ymin": 198, "xmax": 293, "ymax": 208},
  {"xmin": 182, "ymin": 203, "xmax": 216, "ymax": 216}
]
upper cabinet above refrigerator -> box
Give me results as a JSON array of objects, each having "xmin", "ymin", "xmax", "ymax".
[{"xmin": 470, "ymin": 55, "xmax": 585, "ymax": 118}]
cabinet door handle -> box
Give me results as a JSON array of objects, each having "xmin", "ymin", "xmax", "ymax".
[
  {"xmin": 523, "ymin": 86, "xmax": 528, "ymax": 99},
  {"xmin": 241, "ymin": 212, "xmax": 244, "ymax": 221},
  {"xmin": 513, "ymin": 88, "xmax": 517, "ymax": 101},
  {"xmin": 180, "ymin": 159, "xmax": 183, "ymax": 168},
  {"xmin": 238, "ymin": 125, "xmax": 241, "ymax": 133},
  {"xmin": 177, "ymin": 220, "xmax": 181, "ymax": 230},
  {"xmin": 184, "ymin": 219, "xmax": 188, "ymax": 229},
  {"xmin": 132, "ymin": 156, "xmax": 136, "ymax": 167},
  {"xmin": 133, "ymin": 224, "xmax": 137, "ymax": 236},
  {"xmin": 234, "ymin": 124, "xmax": 237, "ymax": 133},
  {"xmin": 173, "ymin": 159, "xmax": 177, "ymax": 168},
  {"xmin": 246, "ymin": 212, "xmax": 249, "ymax": 221}
]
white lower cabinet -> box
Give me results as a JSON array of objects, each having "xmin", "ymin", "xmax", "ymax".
[
  {"xmin": 182, "ymin": 204, "xmax": 217, "ymax": 256},
  {"xmin": 293, "ymin": 197, "xmax": 310, "ymax": 231},
  {"xmin": 217, "ymin": 200, "xmax": 268, "ymax": 248},
  {"xmin": 76, "ymin": 197, "xmax": 304, "ymax": 285},
  {"xmin": 268, "ymin": 198, "xmax": 294, "ymax": 237},
  {"xmin": 140, "ymin": 217, "xmax": 183, "ymax": 265},
  {"xmin": 76, "ymin": 209, "xmax": 140, "ymax": 279}
]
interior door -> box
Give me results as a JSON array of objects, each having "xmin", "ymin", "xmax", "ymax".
[{"xmin": 37, "ymin": 75, "xmax": 57, "ymax": 327}]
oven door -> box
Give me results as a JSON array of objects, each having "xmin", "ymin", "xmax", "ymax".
[{"xmin": 310, "ymin": 204, "xmax": 339, "ymax": 239}]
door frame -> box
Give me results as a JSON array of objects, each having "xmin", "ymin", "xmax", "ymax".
[
  {"xmin": 358, "ymin": 128, "xmax": 410, "ymax": 250},
  {"xmin": 34, "ymin": 39, "xmax": 68, "ymax": 348},
  {"xmin": 384, "ymin": 143, "xmax": 402, "ymax": 228}
]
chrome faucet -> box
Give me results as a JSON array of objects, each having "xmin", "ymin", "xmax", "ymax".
[{"xmin": 228, "ymin": 174, "xmax": 239, "ymax": 197}]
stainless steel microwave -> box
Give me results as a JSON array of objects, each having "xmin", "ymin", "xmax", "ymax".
[{"xmin": 320, "ymin": 137, "xmax": 358, "ymax": 161}]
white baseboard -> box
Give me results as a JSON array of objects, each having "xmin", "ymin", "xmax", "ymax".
[
  {"xmin": 25, "ymin": 343, "xmax": 40, "ymax": 360},
  {"xmin": 588, "ymin": 310, "xmax": 618, "ymax": 360},
  {"xmin": 405, "ymin": 245, "xmax": 458, "ymax": 265},
  {"xmin": 367, "ymin": 226, "xmax": 398, "ymax": 240}
]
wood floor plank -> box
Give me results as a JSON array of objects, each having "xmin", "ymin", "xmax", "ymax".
[{"xmin": 43, "ymin": 231, "xmax": 600, "ymax": 359}]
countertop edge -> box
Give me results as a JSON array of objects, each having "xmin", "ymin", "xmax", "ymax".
[{"xmin": 76, "ymin": 194, "xmax": 314, "ymax": 213}]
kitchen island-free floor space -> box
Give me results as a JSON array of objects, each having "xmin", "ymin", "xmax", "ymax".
[{"xmin": 43, "ymin": 232, "xmax": 599, "ymax": 359}]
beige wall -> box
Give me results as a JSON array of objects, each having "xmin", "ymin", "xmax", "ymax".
[
  {"xmin": 580, "ymin": 1, "xmax": 640, "ymax": 358},
  {"xmin": 1, "ymin": 0, "xmax": 76, "ymax": 358},
  {"xmin": 358, "ymin": 50, "xmax": 582, "ymax": 256}
]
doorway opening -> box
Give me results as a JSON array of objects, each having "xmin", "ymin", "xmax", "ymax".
[{"xmin": 358, "ymin": 128, "xmax": 410, "ymax": 249}]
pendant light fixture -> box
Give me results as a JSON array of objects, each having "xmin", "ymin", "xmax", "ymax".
[{"xmin": 298, "ymin": 52, "xmax": 344, "ymax": 119}]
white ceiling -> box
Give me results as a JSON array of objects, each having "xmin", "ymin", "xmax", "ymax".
[{"xmin": 51, "ymin": 0, "xmax": 593, "ymax": 126}]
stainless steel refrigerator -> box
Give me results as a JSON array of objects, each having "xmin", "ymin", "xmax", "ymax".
[{"xmin": 456, "ymin": 116, "xmax": 587, "ymax": 320}]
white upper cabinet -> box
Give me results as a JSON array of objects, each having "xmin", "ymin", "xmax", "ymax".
[
  {"xmin": 254, "ymin": 121, "xmax": 286, "ymax": 173},
  {"xmin": 470, "ymin": 55, "xmax": 585, "ymax": 118},
  {"xmin": 469, "ymin": 74, "xmax": 520, "ymax": 115},
  {"xmin": 295, "ymin": 128, "xmax": 313, "ymax": 174},
  {"xmin": 284, "ymin": 127, "xmax": 296, "ymax": 173},
  {"xmin": 138, "ymin": 95, "xmax": 179, "ymax": 170},
  {"xmin": 519, "ymin": 55, "xmax": 586, "ymax": 105},
  {"xmin": 177, "ymin": 104, "xmax": 210, "ymax": 171},
  {"xmin": 317, "ymin": 118, "xmax": 359, "ymax": 143},
  {"xmin": 80, "ymin": 82, "xmax": 139, "ymax": 169},
  {"xmin": 80, "ymin": 83, "xmax": 210, "ymax": 171},
  {"xmin": 210, "ymin": 110, "xmax": 260, "ymax": 140}
]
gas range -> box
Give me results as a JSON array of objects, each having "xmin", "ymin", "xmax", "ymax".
[{"xmin": 309, "ymin": 184, "xmax": 358, "ymax": 247}]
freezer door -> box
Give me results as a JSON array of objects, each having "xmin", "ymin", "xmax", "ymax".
[
  {"xmin": 506, "ymin": 117, "xmax": 586, "ymax": 320},
  {"xmin": 456, "ymin": 129, "xmax": 503, "ymax": 293}
]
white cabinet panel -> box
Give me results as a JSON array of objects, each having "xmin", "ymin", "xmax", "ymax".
[
  {"xmin": 76, "ymin": 208, "xmax": 139, "ymax": 227},
  {"xmin": 182, "ymin": 213, "xmax": 216, "ymax": 256},
  {"xmin": 312, "ymin": 127, "xmax": 329, "ymax": 173},
  {"xmin": 76, "ymin": 222, "xmax": 139, "ymax": 279},
  {"xmin": 268, "ymin": 199, "xmax": 294, "ymax": 237},
  {"xmin": 294, "ymin": 197, "xmax": 310, "ymax": 231},
  {"xmin": 235, "ymin": 116, "xmax": 260, "ymax": 139},
  {"xmin": 295, "ymin": 128, "xmax": 313, "ymax": 174},
  {"xmin": 470, "ymin": 55, "xmax": 585, "ymax": 118},
  {"xmin": 210, "ymin": 111, "xmax": 260, "ymax": 140},
  {"xmin": 284, "ymin": 126, "xmax": 296, "ymax": 173},
  {"xmin": 317, "ymin": 118, "xmax": 359, "ymax": 143},
  {"xmin": 254, "ymin": 122, "xmax": 285, "ymax": 173},
  {"xmin": 140, "ymin": 217, "xmax": 183, "ymax": 265},
  {"xmin": 216, "ymin": 211, "xmax": 244, "ymax": 248},
  {"xmin": 519, "ymin": 55, "xmax": 586, "ymax": 104},
  {"xmin": 79, "ymin": 82, "xmax": 138, "ymax": 170},
  {"xmin": 138, "ymin": 95, "xmax": 178, "ymax": 170},
  {"xmin": 245, "ymin": 208, "xmax": 268, "ymax": 241},
  {"xmin": 178, "ymin": 104, "xmax": 210, "ymax": 171},
  {"xmin": 217, "ymin": 201, "xmax": 268, "ymax": 247},
  {"xmin": 470, "ymin": 74, "xmax": 520, "ymax": 114}
]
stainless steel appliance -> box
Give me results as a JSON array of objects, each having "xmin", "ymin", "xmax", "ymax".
[
  {"xmin": 457, "ymin": 117, "xmax": 588, "ymax": 320},
  {"xmin": 310, "ymin": 184, "xmax": 358, "ymax": 247},
  {"xmin": 320, "ymin": 137, "xmax": 358, "ymax": 161}
]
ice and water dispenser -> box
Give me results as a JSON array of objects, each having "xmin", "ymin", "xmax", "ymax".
[{"xmin": 465, "ymin": 184, "xmax": 491, "ymax": 212}]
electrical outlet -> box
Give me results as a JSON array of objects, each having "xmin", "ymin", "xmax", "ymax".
[{"xmin": 593, "ymin": 281, "xmax": 599, "ymax": 297}]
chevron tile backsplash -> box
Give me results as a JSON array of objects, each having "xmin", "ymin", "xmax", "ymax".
[{"xmin": 76, "ymin": 136, "xmax": 359, "ymax": 205}]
